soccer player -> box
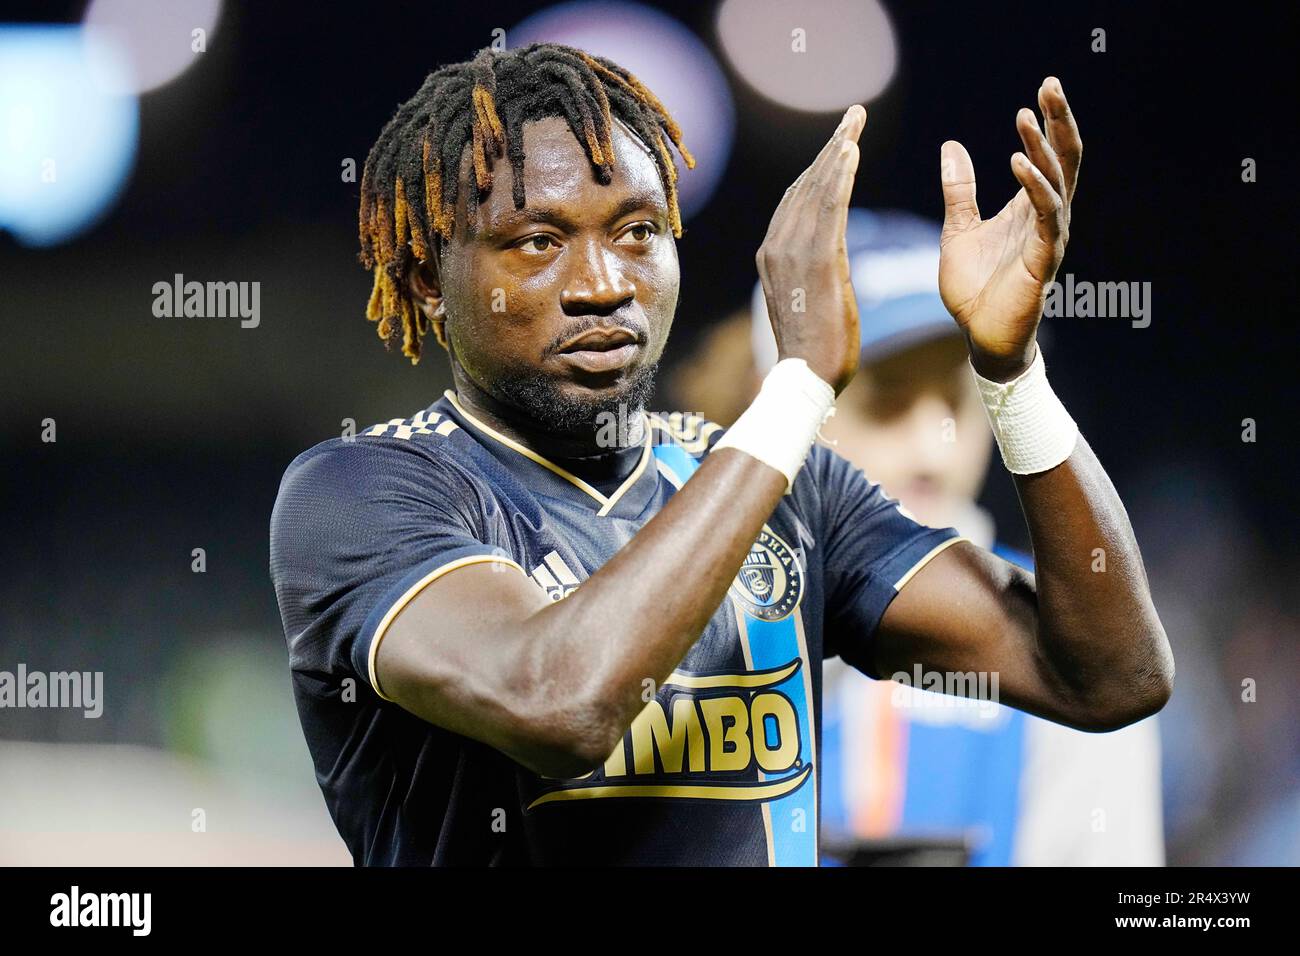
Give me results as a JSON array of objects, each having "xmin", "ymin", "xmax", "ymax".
[{"xmin": 269, "ymin": 43, "xmax": 1173, "ymax": 865}]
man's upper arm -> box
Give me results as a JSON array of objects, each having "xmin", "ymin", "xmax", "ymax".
[
  {"xmin": 873, "ymin": 540, "xmax": 1093, "ymax": 727},
  {"xmin": 816, "ymin": 444, "xmax": 966, "ymax": 674},
  {"xmin": 269, "ymin": 439, "xmax": 519, "ymax": 700},
  {"xmin": 368, "ymin": 553, "xmax": 560, "ymax": 767},
  {"xmin": 816, "ymin": 444, "xmax": 1070, "ymax": 720}
]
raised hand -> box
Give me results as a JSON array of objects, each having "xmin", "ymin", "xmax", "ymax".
[
  {"xmin": 756, "ymin": 104, "xmax": 867, "ymax": 395},
  {"xmin": 938, "ymin": 77, "xmax": 1082, "ymax": 381}
]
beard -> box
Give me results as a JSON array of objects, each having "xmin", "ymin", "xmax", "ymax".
[{"xmin": 491, "ymin": 360, "xmax": 660, "ymax": 442}]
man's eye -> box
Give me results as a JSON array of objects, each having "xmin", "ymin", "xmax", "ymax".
[
  {"xmin": 519, "ymin": 235, "xmax": 557, "ymax": 253},
  {"xmin": 618, "ymin": 222, "xmax": 655, "ymax": 244}
]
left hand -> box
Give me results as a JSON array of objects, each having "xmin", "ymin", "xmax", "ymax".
[{"xmin": 937, "ymin": 77, "xmax": 1082, "ymax": 381}]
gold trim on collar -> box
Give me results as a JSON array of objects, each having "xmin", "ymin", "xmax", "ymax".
[{"xmin": 444, "ymin": 389, "xmax": 652, "ymax": 516}]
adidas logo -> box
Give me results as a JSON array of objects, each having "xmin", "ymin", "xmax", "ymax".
[{"xmin": 530, "ymin": 550, "xmax": 582, "ymax": 602}]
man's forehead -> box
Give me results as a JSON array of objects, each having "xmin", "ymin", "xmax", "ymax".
[
  {"xmin": 610, "ymin": 115, "xmax": 655, "ymax": 158},
  {"xmin": 517, "ymin": 113, "xmax": 654, "ymax": 158},
  {"xmin": 451, "ymin": 113, "xmax": 666, "ymax": 233}
]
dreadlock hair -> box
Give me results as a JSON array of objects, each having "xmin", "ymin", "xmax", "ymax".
[{"xmin": 357, "ymin": 42, "xmax": 695, "ymax": 364}]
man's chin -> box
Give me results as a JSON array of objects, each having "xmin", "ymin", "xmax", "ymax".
[{"xmin": 494, "ymin": 361, "xmax": 659, "ymax": 439}]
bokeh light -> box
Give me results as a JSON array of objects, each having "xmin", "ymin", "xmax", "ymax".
[
  {"xmin": 84, "ymin": 0, "xmax": 223, "ymax": 95},
  {"xmin": 510, "ymin": 1, "xmax": 735, "ymax": 220},
  {"xmin": 716, "ymin": 0, "xmax": 897, "ymax": 112},
  {"xmin": 0, "ymin": 26, "xmax": 138, "ymax": 246}
]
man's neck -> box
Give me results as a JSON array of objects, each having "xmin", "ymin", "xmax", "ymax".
[{"xmin": 450, "ymin": 373, "xmax": 646, "ymax": 460}]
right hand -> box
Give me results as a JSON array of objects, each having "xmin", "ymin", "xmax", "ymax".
[{"xmin": 755, "ymin": 104, "xmax": 866, "ymax": 396}]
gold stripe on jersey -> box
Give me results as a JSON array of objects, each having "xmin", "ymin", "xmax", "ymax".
[
  {"xmin": 655, "ymin": 457, "xmax": 686, "ymax": 489},
  {"xmin": 660, "ymin": 659, "xmax": 800, "ymax": 690},
  {"xmin": 444, "ymin": 389, "xmax": 653, "ymax": 515},
  {"xmin": 892, "ymin": 535, "xmax": 969, "ymax": 591},
  {"xmin": 527, "ymin": 764, "xmax": 812, "ymax": 809}
]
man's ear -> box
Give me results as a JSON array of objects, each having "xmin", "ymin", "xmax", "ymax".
[{"xmin": 406, "ymin": 253, "xmax": 449, "ymax": 351}]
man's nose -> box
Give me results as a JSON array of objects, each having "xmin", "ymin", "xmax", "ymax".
[{"xmin": 560, "ymin": 241, "xmax": 635, "ymax": 316}]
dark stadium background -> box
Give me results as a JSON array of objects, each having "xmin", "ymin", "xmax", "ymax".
[{"xmin": 1, "ymin": 1, "xmax": 1295, "ymax": 865}]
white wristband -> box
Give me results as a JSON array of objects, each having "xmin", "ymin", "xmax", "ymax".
[
  {"xmin": 972, "ymin": 346, "xmax": 1079, "ymax": 475},
  {"xmin": 713, "ymin": 358, "xmax": 835, "ymax": 494}
]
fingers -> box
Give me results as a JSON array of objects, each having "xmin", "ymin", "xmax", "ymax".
[
  {"xmin": 838, "ymin": 103, "xmax": 867, "ymax": 144},
  {"xmin": 940, "ymin": 140, "xmax": 980, "ymax": 240},
  {"xmin": 799, "ymin": 113, "xmax": 862, "ymax": 244},
  {"xmin": 829, "ymin": 128, "xmax": 860, "ymax": 234},
  {"xmin": 762, "ymin": 106, "xmax": 865, "ymax": 245},
  {"xmin": 795, "ymin": 106, "xmax": 866, "ymax": 195},
  {"xmin": 795, "ymin": 105, "xmax": 866, "ymax": 195},
  {"xmin": 1016, "ymin": 107, "xmax": 1065, "ymax": 202},
  {"xmin": 759, "ymin": 105, "xmax": 863, "ymax": 232},
  {"xmin": 1010, "ymin": 151, "xmax": 1062, "ymax": 277},
  {"xmin": 1037, "ymin": 76, "xmax": 1081, "ymax": 202}
]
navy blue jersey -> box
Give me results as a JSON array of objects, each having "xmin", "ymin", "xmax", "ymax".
[{"xmin": 269, "ymin": 389, "xmax": 964, "ymax": 865}]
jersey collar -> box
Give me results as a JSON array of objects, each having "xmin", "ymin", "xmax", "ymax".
[{"xmin": 440, "ymin": 389, "xmax": 659, "ymax": 519}]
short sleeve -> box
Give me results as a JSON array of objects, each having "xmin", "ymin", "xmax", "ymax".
[
  {"xmin": 269, "ymin": 438, "xmax": 522, "ymax": 701},
  {"xmin": 812, "ymin": 444, "xmax": 966, "ymax": 678}
]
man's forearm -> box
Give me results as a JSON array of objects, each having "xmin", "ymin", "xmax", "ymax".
[
  {"xmin": 512, "ymin": 447, "xmax": 787, "ymax": 763},
  {"xmin": 1012, "ymin": 432, "xmax": 1174, "ymax": 725}
]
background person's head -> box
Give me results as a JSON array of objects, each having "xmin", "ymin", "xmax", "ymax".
[{"xmin": 750, "ymin": 209, "xmax": 994, "ymax": 528}]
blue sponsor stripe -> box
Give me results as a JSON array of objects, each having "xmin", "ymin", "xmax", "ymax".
[
  {"xmin": 651, "ymin": 443, "xmax": 697, "ymax": 487},
  {"xmin": 652, "ymin": 444, "xmax": 817, "ymax": 866},
  {"xmin": 745, "ymin": 616, "xmax": 816, "ymax": 866}
]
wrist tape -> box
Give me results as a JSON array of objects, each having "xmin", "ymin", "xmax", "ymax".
[
  {"xmin": 713, "ymin": 358, "xmax": 836, "ymax": 494},
  {"xmin": 972, "ymin": 346, "xmax": 1079, "ymax": 475}
]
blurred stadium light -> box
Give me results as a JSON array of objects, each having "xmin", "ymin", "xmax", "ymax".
[
  {"xmin": 83, "ymin": 0, "xmax": 223, "ymax": 95},
  {"xmin": 0, "ymin": 25, "xmax": 138, "ymax": 246},
  {"xmin": 511, "ymin": 0, "xmax": 735, "ymax": 219},
  {"xmin": 715, "ymin": 0, "xmax": 897, "ymax": 111}
]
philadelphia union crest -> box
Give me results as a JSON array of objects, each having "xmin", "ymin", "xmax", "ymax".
[{"xmin": 729, "ymin": 526, "xmax": 805, "ymax": 622}]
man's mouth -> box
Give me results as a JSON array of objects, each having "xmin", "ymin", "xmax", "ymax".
[{"xmin": 556, "ymin": 327, "xmax": 642, "ymax": 374}]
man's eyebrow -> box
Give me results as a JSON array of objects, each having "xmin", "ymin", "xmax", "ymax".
[{"xmin": 486, "ymin": 189, "xmax": 668, "ymax": 235}]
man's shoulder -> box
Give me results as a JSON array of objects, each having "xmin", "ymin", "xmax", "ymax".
[
  {"xmin": 646, "ymin": 410, "xmax": 726, "ymax": 460},
  {"xmin": 273, "ymin": 404, "xmax": 480, "ymax": 511},
  {"xmin": 644, "ymin": 410, "xmax": 847, "ymax": 500}
]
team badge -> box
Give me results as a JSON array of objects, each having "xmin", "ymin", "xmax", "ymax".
[{"xmin": 729, "ymin": 526, "xmax": 804, "ymax": 622}]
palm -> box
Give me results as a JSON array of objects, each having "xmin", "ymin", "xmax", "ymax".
[
  {"xmin": 939, "ymin": 190, "xmax": 1057, "ymax": 357},
  {"xmin": 936, "ymin": 78, "xmax": 1082, "ymax": 376}
]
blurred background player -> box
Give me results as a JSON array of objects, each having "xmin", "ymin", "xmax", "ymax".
[{"xmin": 670, "ymin": 208, "xmax": 1164, "ymax": 866}]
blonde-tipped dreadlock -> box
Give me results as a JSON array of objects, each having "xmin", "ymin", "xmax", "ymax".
[{"xmin": 358, "ymin": 43, "xmax": 695, "ymax": 364}]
